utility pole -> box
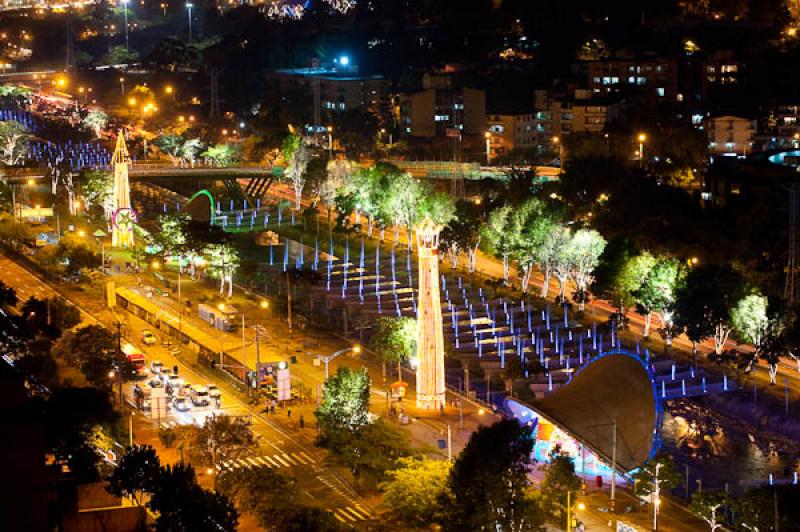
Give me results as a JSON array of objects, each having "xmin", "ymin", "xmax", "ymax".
[
  {"xmin": 610, "ymin": 419, "xmax": 617, "ymax": 512},
  {"xmin": 117, "ymin": 321, "xmax": 123, "ymax": 405}
]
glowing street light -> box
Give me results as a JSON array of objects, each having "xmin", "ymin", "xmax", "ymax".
[
  {"xmin": 484, "ymin": 131, "xmax": 491, "ymax": 165},
  {"xmin": 320, "ymin": 345, "xmax": 361, "ymax": 381},
  {"xmin": 186, "ymin": 2, "xmax": 194, "ymax": 44},
  {"xmin": 638, "ymin": 132, "xmax": 647, "ymax": 167},
  {"xmin": 120, "ymin": 0, "xmax": 130, "ymax": 52}
]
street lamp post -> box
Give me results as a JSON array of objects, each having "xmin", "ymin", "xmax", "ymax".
[
  {"xmin": 186, "ymin": 2, "xmax": 194, "ymax": 44},
  {"xmin": 484, "ymin": 131, "xmax": 491, "ymax": 165},
  {"xmin": 653, "ymin": 462, "xmax": 663, "ymax": 531},
  {"xmin": 553, "ymin": 136, "xmax": 563, "ymax": 174},
  {"xmin": 638, "ymin": 133, "xmax": 647, "ymax": 168},
  {"xmin": 321, "ymin": 345, "xmax": 360, "ymax": 381},
  {"xmin": 327, "ymin": 125, "xmax": 333, "ymax": 156},
  {"xmin": 120, "ymin": 0, "xmax": 129, "ymax": 52},
  {"xmin": 119, "ymin": 77, "xmax": 125, "ymax": 97}
]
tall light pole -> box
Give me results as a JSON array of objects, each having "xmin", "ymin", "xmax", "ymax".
[
  {"xmin": 120, "ymin": 0, "xmax": 129, "ymax": 52},
  {"xmin": 321, "ymin": 345, "xmax": 360, "ymax": 381},
  {"xmin": 553, "ymin": 135, "xmax": 563, "ymax": 174},
  {"xmin": 327, "ymin": 125, "xmax": 333, "ymax": 156},
  {"xmin": 638, "ymin": 132, "xmax": 647, "ymax": 168},
  {"xmin": 653, "ymin": 461, "xmax": 663, "ymax": 531},
  {"xmin": 484, "ymin": 131, "xmax": 491, "ymax": 165},
  {"xmin": 186, "ymin": 2, "xmax": 194, "ymax": 44}
]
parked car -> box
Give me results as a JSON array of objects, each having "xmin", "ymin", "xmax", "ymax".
[
  {"xmin": 141, "ymin": 329, "xmax": 158, "ymax": 345},
  {"xmin": 173, "ymin": 396, "xmax": 192, "ymax": 412}
]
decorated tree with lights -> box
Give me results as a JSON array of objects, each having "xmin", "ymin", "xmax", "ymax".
[
  {"xmin": 567, "ymin": 228, "xmax": 606, "ymax": 310},
  {"xmin": 205, "ymin": 242, "xmax": 240, "ymax": 298},
  {"xmin": 0, "ymin": 120, "xmax": 30, "ymax": 168},
  {"xmin": 82, "ymin": 109, "xmax": 109, "ymax": 138},
  {"xmin": 283, "ymin": 134, "xmax": 310, "ymax": 209},
  {"xmin": 320, "ymin": 159, "xmax": 352, "ymax": 223},
  {"xmin": 439, "ymin": 199, "xmax": 486, "ymax": 273},
  {"xmin": 481, "ymin": 205, "xmax": 514, "ymax": 285},
  {"xmin": 632, "ymin": 257, "xmax": 685, "ymax": 342}
]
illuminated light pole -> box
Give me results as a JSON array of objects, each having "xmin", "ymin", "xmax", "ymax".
[
  {"xmin": 321, "ymin": 345, "xmax": 360, "ymax": 381},
  {"xmin": 120, "ymin": 0, "xmax": 129, "ymax": 52},
  {"xmin": 484, "ymin": 131, "xmax": 491, "ymax": 164},
  {"xmin": 119, "ymin": 76, "xmax": 125, "ymax": 96},
  {"xmin": 552, "ymin": 135, "xmax": 563, "ymax": 174},
  {"xmin": 327, "ymin": 125, "xmax": 333, "ymax": 156},
  {"xmin": 653, "ymin": 461, "xmax": 663, "ymax": 531},
  {"xmin": 638, "ymin": 132, "xmax": 647, "ymax": 168},
  {"xmin": 415, "ymin": 218, "xmax": 446, "ymax": 410},
  {"xmin": 186, "ymin": 2, "xmax": 194, "ymax": 44}
]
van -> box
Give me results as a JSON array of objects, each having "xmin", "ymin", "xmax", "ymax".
[{"xmin": 189, "ymin": 385, "xmax": 210, "ymax": 406}]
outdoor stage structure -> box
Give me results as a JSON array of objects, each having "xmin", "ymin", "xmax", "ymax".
[
  {"xmin": 506, "ymin": 349, "xmax": 664, "ymax": 481},
  {"xmin": 111, "ymin": 131, "xmax": 136, "ymax": 248},
  {"xmin": 415, "ymin": 219, "xmax": 446, "ymax": 410}
]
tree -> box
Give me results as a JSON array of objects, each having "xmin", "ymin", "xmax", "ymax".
[
  {"xmin": 0, "ymin": 279, "xmax": 17, "ymax": 307},
  {"xmin": 147, "ymin": 37, "xmax": 200, "ymax": 72},
  {"xmin": 167, "ymin": 414, "xmax": 256, "ymax": 474},
  {"xmin": 148, "ymin": 463, "xmax": 238, "ymax": 532},
  {"xmin": 283, "ymin": 134, "xmax": 310, "ymax": 209},
  {"xmin": 568, "ymin": 228, "xmax": 606, "ymax": 310},
  {"xmin": 674, "ymin": 264, "xmax": 745, "ymax": 355},
  {"xmin": 547, "ymin": 225, "xmax": 575, "ymax": 301},
  {"xmin": 690, "ymin": 491, "xmax": 729, "ymax": 532},
  {"xmin": 482, "ymin": 205, "xmax": 514, "ymax": 285},
  {"xmin": 370, "ymin": 316, "xmax": 417, "ymax": 380},
  {"xmin": 154, "ymin": 134, "xmax": 185, "ymax": 165},
  {"xmin": 445, "ymin": 419, "xmax": 544, "ymax": 532},
  {"xmin": 631, "ymin": 455, "xmax": 682, "ymax": 501},
  {"xmin": 316, "ymin": 367, "xmax": 371, "ymax": 436},
  {"xmin": 594, "ymin": 243, "xmax": 656, "ymax": 319},
  {"xmin": 439, "ymin": 199, "xmax": 487, "ymax": 272},
  {"xmin": 731, "ymin": 293, "xmax": 770, "ymax": 349},
  {"xmin": 82, "ymin": 109, "xmax": 108, "ymax": 138},
  {"xmin": 107, "ymin": 445, "xmax": 162, "ymax": 509},
  {"xmin": 540, "ymin": 445, "xmax": 582, "ymax": 521},
  {"xmin": 325, "ymin": 418, "xmax": 416, "ymax": 489},
  {"xmin": 380, "ymin": 171, "xmax": 424, "ymax": 238},
  {"xmin": 201, "ymin": 144, "xmax": 240, "ymax": 167},
  {"xmin": 205, "ymin": 242, "xmax": 240, "ymax": 298},
  {"xmin": 103, "ymin": 45, "xmax": 139, "ymax": 65},
  {"xmin": 0, "ymin": 120, "xmax": 30, "ymax": 167},
  {"xmin": 180, "ymin": 138, "xmax": 203, "ymax": 166},
  {"xmin": 21, "ymin": 297, "xmax": 81, "ymax": 338},
  {"xmin": 503, "ymin": 198, "xmax": 560, "ymax": 292},
  {"xmin": 320, "ymin": 159, "xmax": 352, "ymax": 222},
  {"xmin": 733, "ymin": 488, "xmax": 774, "ymax": 532},
  {"xmin": 51, "ymin": 325, "xmax": 118, "ymax": 389},
  {"xmin": 380, "ymin": 457, "xmax": 451, "ymax": 527},
  {"xmin": 80, "ymin": 169, "xmax": 113, "ymax": 216},
  {"xmin": 632, "ymin": 257, "xmax": 684, "ymax": 341}
]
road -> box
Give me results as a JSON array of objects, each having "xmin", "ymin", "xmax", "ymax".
[{"xmin": 0, "ymin": 253, "xmax": 374, "ymax": 527}]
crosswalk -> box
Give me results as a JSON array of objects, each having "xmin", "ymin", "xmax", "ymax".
[
  {"xmin": 330, "ymin": 504, "xmax": 372, "ymax": 523},
  {"xmin": 160, "ymin": 420, "xmax": 180, "ymax": 429},
  {"xmin": 216, "ymin": 451, "xmax": 317, "ymax": 471}
]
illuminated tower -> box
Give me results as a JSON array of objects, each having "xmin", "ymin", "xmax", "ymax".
[
  {"xmin": 111, "ymin": 131, "xmax": 136, "ymax": 248},
  {"xmin": 415, "ymin": 218, "xmax": 446, "ymax": 410}
]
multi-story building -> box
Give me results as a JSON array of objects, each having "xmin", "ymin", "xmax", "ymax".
[
  {"xmin": 486, "ymin": 113, "xmax": 536, "ymax": 160},
  {"xmin": 531, "ymin": 89, "xmax": 616, "ymax": 143},
  {"xmin": 754, "ymin": 104, "xmax": 800, "ymax": 151},
  {"xmin": 706, "ymin": 115, "xmax": 756, "ymax": 156},
  {"xmin": 398, "ymin": 74, "xmax": 486, "ymax": 139},
  {"xmin": 266, "ymin": 63, "xmax": 386, "ymax": 123},
  {"xmin": 585, "ymin": 55, "xmax": 678, "ymax": 101}
]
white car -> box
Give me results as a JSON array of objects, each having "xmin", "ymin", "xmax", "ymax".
[
  {"xmin": 190, "ymin": 385, "xmax": 210, "ymax": 406},
  {"xmin": 142, "ymin": 330, "xmax": 158, "ymax": 346},
  {"xmin": 173, "ymin": 396, "xmax": 192, "ymax": 412},
  {"xmin": 150, "ymin": 360, "xmax": 164, "ymax": 374}
]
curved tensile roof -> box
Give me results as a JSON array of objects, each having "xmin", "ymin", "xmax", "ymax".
[{"xmin": 534, "ymin": 350, "xmax": 661, "ymax": 472}]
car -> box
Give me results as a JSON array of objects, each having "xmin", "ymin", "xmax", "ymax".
[
  {"xmin": 150, "ymin": 360, "xmax": 164, "ymax": 374},
  {"xmin": 172, "ymin": 396, "xmax": 192, "ymax": 412},
  {"xmin": 147, "ymin": 378, "xmax": 163, "ymax": 389},
  {"xmin": 142, "ymin": 330, "xmax": 158, "ymax": 346},
  {"xmin": 207, "ymin": 384, "xmax": 221, "ymax": 400},
  {"xmin": 159, "ymin": 368, "xmax": 174, "ymax": 383},
  {"xmin": 190, "ymin": 385, "xmax": 210, "ymax": 406},
  {"xmin": 167, "ymin": 374, "xmax": 183, "ymax": 389}
]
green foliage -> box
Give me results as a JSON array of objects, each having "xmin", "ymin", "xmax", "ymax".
[
  {"xmin": 107, "ymin": 445, "xmax": 162, "ymax": 507},
  {"xmin": 56, "ymin": 233, "xmax": 100, "ymax": 275},
  {"xmin": 104, "ymin": 45, "xmax": 140, "ymax": 65},
  {"xmin": 205, "ymin": 242, "xmax": 240, "ymax": 280},
  {"xmin": 633, "ymin": 257, "xmax": 684, "ymax": 315},
  {"xmin": 418, "ymin": 191, "xmax": 456, "ymax": 227},
  {"xmin": 481, "ymin": 205, "xmax": 513, "ymax": 259},
  {"xmin": 324, "ymin": 418, "xmax": 416, "ymax": 489},
  {"xmin": 380, "ymin": 457, "xmax": 452, "ymax": 526},
  {"xmin": 51, "ymin": 325, "xmax": 118, "ymax": 389},
  {"xmin": 82, "ymin": 110, "xmax": 108, "ymax": 137},
  {"xmin": 631, "ymin": 454, "xmax": 682, "ymax": 498},
  {"xmin": 690, "ymin": 491, "xmax": 729, "ymax": 531},
  {"xmin": 149, "ymin": 463, "xmax": 238, "ymax": 532},
  {"xmin": 316, "ymin": 367, "xmax": 371, "ymax": 435},
  {"xmin": 201, "ymin": 143, "xmax": 241, "ymax": 167},
  {"xmin": 445, "ymin": 419, "xmax": 543, "ymax": 531},
  {"xmin": 168, "ymin": 414, "xmax": 256, "ymax": 469},
  {"xmin": 80, "ymin": 169, "xmax": 113, "ymax": 212},
  {"xmin": 732, "ymin": 488, "xmax": 774, "ymax": 531},
  {"xmin": 540, "ymin": 445, "xmax": 582, "ymax": 520},
  {"xmin": 0, "ymin": 120, "xmax": 30, "ymax": 166},
  {"xmin": 731, "ymin": 293, "xmax": 770, "ymax": 347},
  {"xmin": 147, "ymin": 37, "xmax": 200, "ymax": 72},
  {"xmin": 370, "ymin": 316, "xmax": 417, "ymax": 365},
  {"xmin": 0, "ymin": 279, "xmax": 17, "ymax": 307},
  {"xmin": 21, "ymin": 297, "xmax": 81, "ymax": 338},
  {"xmin": 218, "ymin": 467, "xmax": 343, "ymax": 531}
]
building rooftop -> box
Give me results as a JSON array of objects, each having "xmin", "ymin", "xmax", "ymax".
[{"xmin": 274, "ymin": 67, "xmax": 383, "ymax": 82}]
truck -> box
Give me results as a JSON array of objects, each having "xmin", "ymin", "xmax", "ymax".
[{"xmin": 121, "ymin": 342, "xmax": 147, "ymax": 378}]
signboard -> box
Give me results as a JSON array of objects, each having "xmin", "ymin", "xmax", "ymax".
[
  {"xmin": 276, "ymin": 367, "xmax": 291, "ymax": 401},
  {"xmin": 20, "ymin": 206, "xmax": 53, "ymax": 219}
]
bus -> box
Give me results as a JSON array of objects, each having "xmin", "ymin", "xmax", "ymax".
[{"xmin": 121, "ymin": 342, "xmax": 147, "ymax": 378}]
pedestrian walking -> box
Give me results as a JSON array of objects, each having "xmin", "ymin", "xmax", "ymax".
[
  {"xmin": 299, "ymin": 414, "xmax": 304, "ymax": 429},
  {"xmin": 287, "ymin": 408, "xmax": 292, "ymax": 418}
]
